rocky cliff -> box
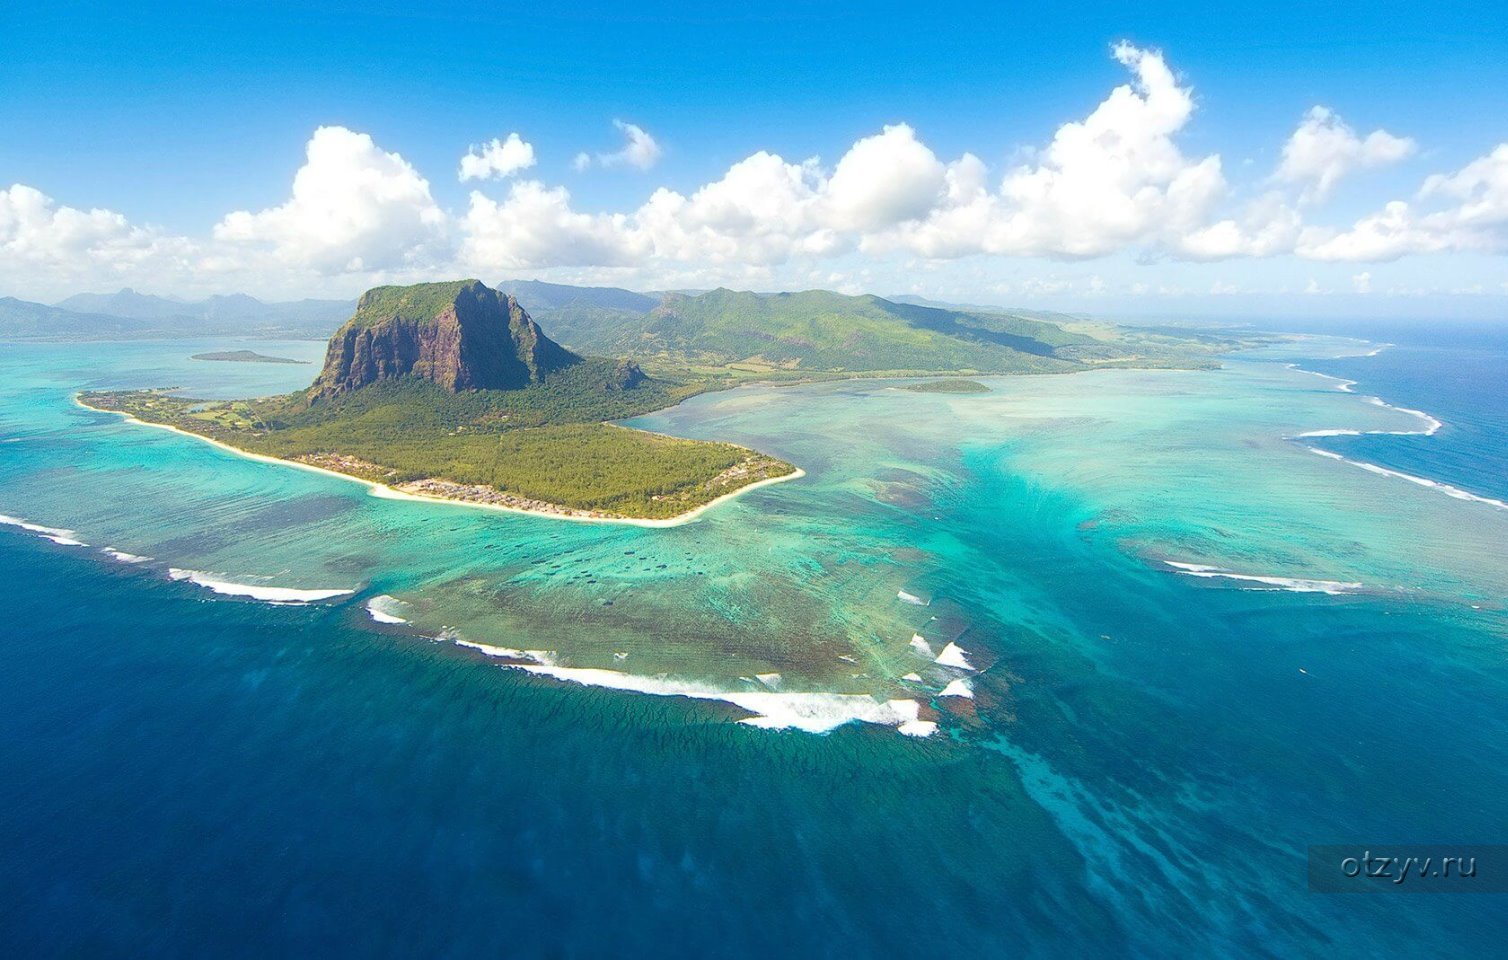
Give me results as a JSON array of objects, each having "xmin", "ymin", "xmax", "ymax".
[{"xmin": 310, "ymin": 280, "xmax": 581, "ymax": 401}]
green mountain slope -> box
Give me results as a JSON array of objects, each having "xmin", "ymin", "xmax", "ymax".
[
  {"xmin": 0, "ymin": 297, "xmax": 154, "ymax": 339},
  {"xmin": 496, "ymin": 279, "xmax": 658, "ymax": 313},
  {"xmin": 545, "ymin": 288, "xmax": 1094, "ymax": 373}
]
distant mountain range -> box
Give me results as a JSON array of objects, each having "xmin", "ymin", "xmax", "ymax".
[{"xmin": 0, "ymin": 289, "xmax": 355, "ymax": 340}]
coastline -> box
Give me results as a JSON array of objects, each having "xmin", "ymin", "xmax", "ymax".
[{"xmin": 75, "ymin": 395, "xmax": 804, "ymax": 528}]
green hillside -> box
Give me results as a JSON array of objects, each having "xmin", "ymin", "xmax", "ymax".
[{"xmin": 528, "ymin": 288, "xmax": 1095, "ymax": 374}]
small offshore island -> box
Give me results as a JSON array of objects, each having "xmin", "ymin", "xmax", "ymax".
[
  {"xmin": 85, "ymin": 281, "xmax": 796, "ymax": 522},
  {"xmin": 190, "ymin": 349, "xmax": 307, "ymax": 364}
]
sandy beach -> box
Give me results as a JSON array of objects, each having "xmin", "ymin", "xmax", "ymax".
[{"xmin": 76, "ymin": 395, "xmax": 803, "ymax": 528}]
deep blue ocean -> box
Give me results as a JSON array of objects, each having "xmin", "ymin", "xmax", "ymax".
[
  {"xmin": 2, "ymin": 327, "xmax": 1506, "ymax": 957},
  {"xmin": 1302, "ymin": 323, "xmax": 1508, "ymax": 506}
]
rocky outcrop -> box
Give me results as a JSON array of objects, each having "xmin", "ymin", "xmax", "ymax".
[{"xmin": 309, "ymin": 280, "xmax": 580, "ymax": 401}]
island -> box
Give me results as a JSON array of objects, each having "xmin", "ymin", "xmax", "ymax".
[
  {"xmin": 190, "ymin": 350, "xmax": 308, "ymax": 364},
  {"xmin": 84, "ymin": 281, "xmax": 797, "ymax": 523}
]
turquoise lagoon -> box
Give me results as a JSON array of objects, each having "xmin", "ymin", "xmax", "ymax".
[{"xmin": 2, "ymin": 333, "xmax": 1505, "ymax": 955}]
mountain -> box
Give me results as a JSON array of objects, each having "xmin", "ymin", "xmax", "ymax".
[
  {"xmin": 538, "ymin": 287, "xmax": 1095, "ymax": 373},
  {"xmin": 55, "ymin": 288, "xmax": 193, "ymax": 320},
  {"xmin": 0, "ymin": 297, "xmax": 155, "ymax": 339},
  {"xmin": 45, "ymin": 288, "xmax": 355, "ymax": 338},
  {"xmin": 310, "ymin": 280, "xmax": 584, "ymax": 400},
  {"xmin": 496, "ymin": 279, "xmax": 658, "ymax": 313}
]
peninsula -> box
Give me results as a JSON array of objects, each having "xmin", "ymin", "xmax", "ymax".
[{"xmin": 83, "ymin": 281, "xmax": 796, "ymax": 522}]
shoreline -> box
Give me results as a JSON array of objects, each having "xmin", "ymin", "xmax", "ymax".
[{"xmin": 75, "ymin": 395, "xmax": 804, "ymax": 528}]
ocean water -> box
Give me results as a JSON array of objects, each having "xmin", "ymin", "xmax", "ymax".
[{"xmin": 1, "ymin": 332, "xmax": 1506, "ymax": 956}]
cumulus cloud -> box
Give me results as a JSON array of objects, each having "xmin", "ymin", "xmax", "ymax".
[
  {"xmin": 0, "ymin": 184, "xmax": 194, "ymax": 296},
  {"xmin": 458, "ymin": 132, "xmax": 536, "ymax": 181},
  {"xmin": 1275, "ymin": 106, "xmax": 1415, "ymax": 203},
  {"xmin": 1178, "ymin": 192, "xmax": 1303, "ymax": 260},
  {"xmin": 578, "ymin": 120, "xmax": 663, "ymax": 171},
  {"xmin": 1420, "ymin": 143, "xmax": 1508, "ymax": 230},
  {"xmin": 11, "ymin": 44, "xmax": 1508, "ymax": 301},
  {"xmin": 876, "ymin": 42, "xmax": 1226, "ymax": 259},
  {"xmin": 214, "ymin": 125, "xmax": 446, "ymax": 273},
  {"xmin": 1298, "ymin": 144, "xmax": 1508, "ymax": 260},
  {"xmin": 459, "ymin": 181, "xmax": 641, "ymax": 270},
  {"xmin": 822, "ymin": 124, "xmax": 945, "ymax": 231},
  {"xmin": 634, "ymin": 152, "xmax": 838, "ymax": 264}
]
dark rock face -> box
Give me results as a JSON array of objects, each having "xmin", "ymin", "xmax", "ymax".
[
  {"xmin": 310, "ymin": 281, "xmax": 580, "ymax": 401},
  {"xmin": 608, "ymin": 360, "xmax": 647, "ymax": 390}
]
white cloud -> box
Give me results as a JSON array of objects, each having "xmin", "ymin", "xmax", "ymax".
[
  {"xmin": 1419, "ymin": 143, "xmax": 1508, "ymax": 230},
  {"xmin": 459, "ymin": 181, "xmax": 641, "ymax": 270},
  {"xmin": 214, "ymin": 126, "xmax": 446, "ymax": 273},
  {"xmin": 458, "ymin": 133, "xmax": 536, "ymax": 181},
  {"xmin": 1298, "ymin": 144, "xmax": 1508, "ymax": 261},
  {"xmin": 9, "ymin": 45, "xmax": 1508, "ymax": 303},
  {"xmin": 1352, "ymin": 271, "xmax": 1372, "ymax": 293},
  {"xmin": 0, "ymin": 184, "xmax": 194, "ymax": 297},
  {"xmin": 1275, "ymin": 107, "xmax": 1415, "ymax": 203},
  {"xmin": 823, "ymin": 124, "xmax": 945, "ymax": 230},
  {"xmin": 631, "ymin": 151, "xmax": 833, "ymax": 264},
  {"xmin": 1178, "ymin": 192, "xmax": 1303, "ymax": 260},
  {"xmin": 881, "ymin": 42, "xmax": 1227, "ymax": 259},
  {"xmin": 581, "ymin": 120, "xmax": 663, "ymax": 171}
]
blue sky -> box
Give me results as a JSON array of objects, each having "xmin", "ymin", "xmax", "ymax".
[{"xmin": 3, "ymin": 0, "xmax": 1507, "ymax": 317}]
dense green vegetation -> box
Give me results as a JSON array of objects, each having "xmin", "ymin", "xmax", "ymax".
[
  {"xmin": 524, "ymin": 287, "xmax": 1096, "ymax": 373},
  {"xmin": 347, "ymin": 280, "xmax": 481, "ymax": 328},
  {"xmin": 291, "ymin": 361, "xmax": 696, "ymax": 430},
  {"xmin": 81, "ymin": 367, "xmax": 792, "ymax": 519},
  {"xmin": 901, "ymin": 379, "xmax": 991, "ymax": 393},
  {"xmin": 496, "ymin": 279, "xmax": 658, "ymax": 313}
]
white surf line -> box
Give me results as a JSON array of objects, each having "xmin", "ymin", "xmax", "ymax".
[
  {"xmin": 1165, "ymin": 560, "xmax": 1364, "ymax": 595},
  {"xmin": 77, "ymin": 394, "xmax": 804, "ymax": 529},
  {"xmin": 101, "ymin": 547, "xmax": 151, "ymax": 563},
  {"xmin": 167, "ymin": 568, "xmax": 356, "ymax": 604},
  {"xmin": 1279, "ymin": 359, "xmax": 1508, "ymax": 510},
  {"xmin": 365, "ymin": 594, "xmax": 411, "ymax": 624},
  {"xmin": 0, "ymin": 512, "xmax": 87, "ymax": 546},
  {"xmin": 1285, "ymin": 361, "xmax": 1440, "ymax": 437},
  {"xmin": 1305, "ymin": 447, "xmax": 1508, "ymax": 511},
  {"xmin": 431, "ymin": 630, "xmax": 937, "ymax": 737},
  {"xmin": 512, "ymin": 663, "xmax": 939, "ymax": 737}
]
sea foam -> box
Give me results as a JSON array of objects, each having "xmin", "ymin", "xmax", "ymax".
[
  {"xmin": 1165, "ymin": 561, "xmax": 1363, "ymax": 595},
  {"xmin": 934, "ymin": 642, "xmax": 975, "ymax": 671},
  {"xmin": 495, "ymin": 662, "xmax": 935, "ymax": 736},
  {"xmin": 365, "ymin": 595, "xmax": 411, "ymax": 624},
  {"xmin": 1303, "ymin": 448, "xmax": 1508, "ymax": 511},
  {"xmin": 101, "ymin": 547, "xmax": 151, "ymax": 564},
  {"xmin": 0, "ymin": 513, "xmax": 87, "ymax": 547},
  {"xmin": 168, "ymin": 568, "xmax": 355, "ymax": 604},
  {"xmin": 1282, "ymin": 360, "xmax": 1504, "ymax": 511},
  {"xmin": 940, "ymin": 678, "xmax": 975, "ymax": 699}
]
